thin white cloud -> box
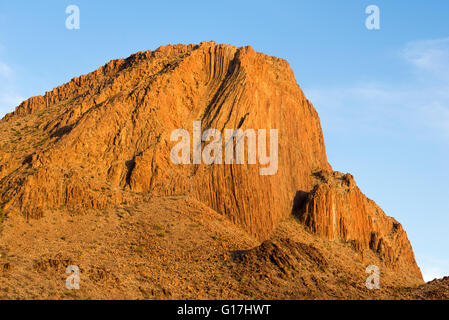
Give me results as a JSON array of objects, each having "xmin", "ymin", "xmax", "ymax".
[
  {"xmin": 419, "ymin": 101, "xmax": 449, "ymax": 137},
  {"xmin": 0, "ymin": 58, "xmax": 23, "ymax": 118},
  {"xmin": 0, "ymin": 62, "xmax": 13, "ymax": 78},
  {"xmin": 305, "ymin": 37, "xmax": 449, "ymax": 281},
  {"xmin": 401, "ymin": 38, "xmax": 449, "ymax": 135},
  {"xmin": 0, "ymin": 43, "xmax": 25, "ymax": 117},
  {"xmin": 0, "ymin": 92, "xmax": 24, "ymax": 115},
  {"xmin": 305, "ymin": 37, "xmax": 449, "ymax": 140},
  {"xmin": 307, "ymin": 84, "xmax": 449, "ymax": 138},
  {"xmin": 402, "ymin": 37, "xmax": 449, "ymax": 80}
]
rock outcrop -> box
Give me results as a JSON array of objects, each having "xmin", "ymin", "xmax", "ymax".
[
  {"xmin": 0, "ymin": 42, "xmax": 422, "ymax": 281},
  {"xmin": 0, "ymin": 42, "xmax": 330, "ymax": 237},
  {"xmin": 294, "ymin": 170, "xmax": 422, "ymax": 279}
]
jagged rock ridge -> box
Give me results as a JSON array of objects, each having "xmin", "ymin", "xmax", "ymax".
[
  {"xmin": 0, "ymin": 41, "xmax": 422, "ymax": 281},
  {"xmin": 294, "ymin": 170, "xmax": 422, "ymax": 279}
]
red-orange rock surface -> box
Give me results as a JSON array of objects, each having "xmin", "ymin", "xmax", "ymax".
[
  {"xmin": 0, "ymin": 41, "xmax": 422, "ymax": 283},
  {"xmin": 295, "ymin": 170, "xmax": 422, "ymax": 279}
]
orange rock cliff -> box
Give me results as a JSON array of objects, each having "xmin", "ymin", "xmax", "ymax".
[{"xmin": 0, "ymin": 41, "xmax": 422, "ymax": 281}]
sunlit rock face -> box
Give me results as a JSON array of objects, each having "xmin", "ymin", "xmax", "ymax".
[{"xmin": 0, "ymin": 42, "xmax": 421, "ymax": 281}]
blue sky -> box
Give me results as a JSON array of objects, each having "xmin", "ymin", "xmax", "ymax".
[{"xmin": 0, "ymin": 0, "xmax": 448, "ymax": 281}]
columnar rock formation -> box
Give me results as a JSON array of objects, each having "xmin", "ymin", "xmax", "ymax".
[
  {"xmin": 294, "ymin": 170, "xmax": 422, "ymax": 279},
  {"xmin": 0, "ymin": 42, "xmax": 422, "ymax": 281}
]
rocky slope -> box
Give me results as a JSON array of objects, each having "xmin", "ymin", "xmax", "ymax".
[
  {"xmin": 0, "ymin": 196, "xmax": 443, "ymax": 299},
  {"xmin": 0, "ymin": 41, "xmax": 436, "ymax": 298}
]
